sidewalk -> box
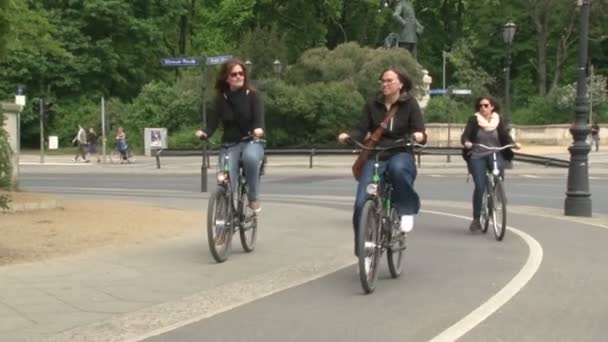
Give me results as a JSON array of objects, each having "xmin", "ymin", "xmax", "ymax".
[{"xmin": 0, "ymin": 200, "xmax": 355, "ymax": 342}]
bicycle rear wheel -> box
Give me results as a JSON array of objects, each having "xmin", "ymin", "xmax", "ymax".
[
  {"xmin": 492, "ymin": 178, "xmax": 507, "ymax": 241},
  {"xmin": 238, "ymin": 188, "xmax": 257, "ymax": 252},
  {"xmin": 110, "ymin": 150, "xmax": 121, "ymax": 164},
  {"xmin": 207, "ymin": 188, "xmax": 233, "ymax": 262},
  {"xmin": 357, "ymin": 199, "xmax": 381, "ymax": 294},
  {"xmin": 387, "ymin": 208, "xmax": 405, "ymax": 278}
]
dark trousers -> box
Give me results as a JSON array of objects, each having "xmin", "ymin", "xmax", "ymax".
[
  {"xmin": 352, "ymin": 152, "xmax": 420, "ymax": 254},
  {"xmin": 470, "ymin": 155, "xmax": 505, "ymax": 219}
]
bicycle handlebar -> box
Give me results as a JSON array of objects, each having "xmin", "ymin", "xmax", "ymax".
[
  {"xmin": 473, "ymin": 143, "xmax": 517, "ymax": 151},
  {"xmin": 201, "ymin": 134, "xmax": 266, "ymax": 147},
  {"xmin": 346, "ymin": 137, "xmax": 425, "ymax": 151}
]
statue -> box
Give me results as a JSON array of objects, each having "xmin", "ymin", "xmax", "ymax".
[
  {"xmin": 385, "ymin": 0, "xmax": 424, "ymax": 59},
  {"xmin": 417, "ymin": 69, "xmax": 433, "ymax": 109}
]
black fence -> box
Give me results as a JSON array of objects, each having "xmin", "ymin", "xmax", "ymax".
[{"xmin": 157, "ymin": 147, "xmax": 569, "ymax": 169}]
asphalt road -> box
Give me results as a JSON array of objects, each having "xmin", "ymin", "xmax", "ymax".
[
  {"xmin": 14, "ymin": 163, "xmax": 608, "ymax": 342},
  {"xmin": 19, "ymin": 171, "xmax": 608, "ymax": 214}
]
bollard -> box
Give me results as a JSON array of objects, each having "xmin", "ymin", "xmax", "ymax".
[
  {"xmin": 155, "ymin": 149, "xmax": 162, "ymax": 169},
  {"xmin": 417, "ymin": 152, "xmax": 421, "ymax": 167},
  {"xmin": 309, "ymin": 149, "xmax": 315, "ymax": 168}
]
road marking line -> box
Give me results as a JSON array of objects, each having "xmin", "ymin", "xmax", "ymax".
[
  {"xmin": 424, "ymin": 210, "xmax": 543, "ymax": 342},
  {"xmin": 20, "ymin": 162, "xmax": 93, "ymax": 166},
  {"xmin": 521, "ymin": 174, "xmax": 541, "ymax": 178}
]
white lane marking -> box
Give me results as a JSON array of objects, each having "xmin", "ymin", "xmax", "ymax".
[
  {"xmin": 424, "ymin": 210, "xmax": 543, "ymax": 342},
  {"xmin": 20, "ymin": 162, "xmax": 93, "ymax": 166},
  {"xmin": 521, "ymin": 174, "xmax": 541, "ymax": 178}
]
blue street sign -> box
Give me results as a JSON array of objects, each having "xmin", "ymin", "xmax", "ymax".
[
  {"xmin": 206, "ymin": 55, "xmax": 233, "ymax": 65},
  {"xmin": 429, "ymin": 89, "xmax": 449, "ymax": 95},
  {"xmin": 160, "ymin": 58, "xmax": 200, "ymax": 67}
]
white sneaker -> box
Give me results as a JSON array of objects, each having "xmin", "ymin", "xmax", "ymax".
[{"xmin": 400, "ymin": 215, "xmax": 414, "ymax": 233}]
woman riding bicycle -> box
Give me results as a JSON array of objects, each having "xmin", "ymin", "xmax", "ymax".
[
  {"xmin": 195, "ymin": 59, "xmax": 265, "ymax": 212},
  {"xmin": 338, "ymin": 67, "xmax": 426, "ymax": 255},
  {"xmin": 461, "ymin": 96, "xmax": 518, "ymax": 232}
]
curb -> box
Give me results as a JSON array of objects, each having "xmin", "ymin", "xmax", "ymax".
[{"xmin": 1, "ymin": 199, "xmax": 62, "ymax": 213}]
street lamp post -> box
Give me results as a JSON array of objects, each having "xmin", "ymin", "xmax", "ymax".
[
  {"xmin": 442, "ymin": 51, "xmax": 450, "ymax": 162},
  {"xmin": 564, "ymin": 0, "xmax": 592, "ymax": 217},
  {"xmin": 502, "ymin": 22, "xmax": 516, "ymax": 131},
  {"xmin": 273, "ymin": 59, "xmax": 282, "ymax": 78}
]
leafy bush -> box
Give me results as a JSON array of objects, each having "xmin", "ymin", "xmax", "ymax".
[
  {"xmin": 263, "ymin": 79, "xmax": 364, "ymax": 147},
  {"xmin": 512, "ymin": 95, "xmax": 570, "ymax": 125},
  {"xmin": 423, "ymin": 96, "xmax": 471, "ymax": 123},
  {"xmin": 0, "ymin": 104, "xmax": 12, "ymax": 208}
]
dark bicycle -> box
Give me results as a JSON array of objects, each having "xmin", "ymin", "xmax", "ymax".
[
  {"xmin": 207, "ymin": 136, "xmax": 265, "ymax": 263},
  {"xmin": 349, "ymin": 138, "xmax": 424, "ymax": 293},
  {"xmin": 474, "ymin": 143, "xmax": 516, "ymax": 241}
]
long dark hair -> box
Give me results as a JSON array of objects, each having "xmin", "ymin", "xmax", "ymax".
[
  {"xmin": 380, "ymin": 66, "xmax": 413, "ymax": 94},
  {"xmin": 474, "ymin": 96, "xmax": 501, "ymax": 113},
  {"xmin": 214, "ymin": 59, "xmax": 253, "ymax": 95}
]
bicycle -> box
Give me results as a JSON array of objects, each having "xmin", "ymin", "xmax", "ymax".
[
  {"xmin": 474, "ymin": 144, "xmax": 516, "ymax": 241},
  {"xmin": 110, "ymin": 141, "xmax": 134, "ymax": 164},
  {"xmin": 349, "ymin": 138, "xmax": 424, "ymax": 294},
  {"xmin": 206, "ymin": 136, "xmax": 266, "ymax": 263}
]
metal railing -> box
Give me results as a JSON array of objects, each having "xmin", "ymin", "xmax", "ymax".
[{"xmin": 158, "ymin": 147, "xmax": 570, "ymax": 169}]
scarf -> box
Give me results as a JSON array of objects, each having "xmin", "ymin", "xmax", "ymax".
[{"xmin": 475, "ymin": 112, "xmax": 500, "ymax": 131}]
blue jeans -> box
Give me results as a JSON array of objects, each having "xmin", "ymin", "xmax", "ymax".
[
  {"xmin": 219, "ymin": 142, "xmax": 264, "ymax": 201},
  {"xmin": 352, "ymin": 152, "xmax": 420, "ymax": 253},
  {"xmin": 470, "ymin": 155, "xmax": 505, "ymax": 219}
]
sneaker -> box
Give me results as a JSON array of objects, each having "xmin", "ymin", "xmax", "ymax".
[
  {"xmin": 469, "ymin": 219, "xmax": 482, "ymax": 232},
  {"xmin": 400, "ymin": 215, "xmax": 414, "ymax": 233},
  {"xmin": 249, "ymin": 200, "xmax": 261, "ymax": 213}
]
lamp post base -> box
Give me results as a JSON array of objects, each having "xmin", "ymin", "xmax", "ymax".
[{"xmin": 564, "ymin": 196, "xmax": 592, "ymax": 217}]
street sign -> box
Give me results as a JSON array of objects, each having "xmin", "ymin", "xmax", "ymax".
[
  {"xmin": 451, "ymin": 89, "xmax": 472, "ymax": 95},
  {"xmin": 160, "ymin": 58, "xmax": 200, "ymax": 67},
  {"xmin": 206, "ymin": 55, "xmax": 233, "ymax": 65},
  {"xmin": 429, "ymin": 89, "xmax": 449, "ymax": 95}
]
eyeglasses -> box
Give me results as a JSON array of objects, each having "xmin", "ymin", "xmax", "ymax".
[
  {"xmin": 230, "ymin": 71, "xmax": 244, "ymax": 78},
  {"xmin": 480, "ymin": 103, "xmax": 491, "ymax": 108},
  {"xmin": 379, "ymin": 79, "xmax": 398, "ymax": 84}
]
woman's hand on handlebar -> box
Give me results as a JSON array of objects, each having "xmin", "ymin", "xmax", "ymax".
[
  {"xmin": 195, "ymin": 130, "xmax": 207, "ymax": 140},
  {"xmin": 253, "ymin": 128, "xmax": 264, "ymax": 138},
  {"xmin": 338, "ymin": 133, "xmax": 350, "ymax": 144},
  {"xmin": 412, "ymin": 132, "xmax": 424, "ymax": 143},
  {"xmin": 464, "ymin": 141, "xmax": 473, "ymax": 149}
]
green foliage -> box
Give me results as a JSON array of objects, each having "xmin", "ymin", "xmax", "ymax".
[
  {"xmin": 512, "ymin": 96, "xmax": 570, "ymax": 125},
  {"xmin": 0, "ymin": 104, "xmax": 13, "ymax": 202},
  {"xmin": 238, "ymin": 26, "xmax": 288, "ymax": 79},
  {"xmin": 262, "ymin": 79, "xmax": 364, "ymax": 147},
  {"xmin": 289, "ymin": 42, "xmax": 422, "ymax": 99},
  {"xmin": 423, "ymin": 96, "xmax": 471, "ymax": 124},
  {"xmin": 0, "ymin": 0, "xmax": 9, "ymax": 57},
  {"xmin": 48, "ymin": 99, "xmax": 100, "ymax": 147},
  {"xmin": 118, "ymin": 81, "xmax": 199, "ymax": 149}
]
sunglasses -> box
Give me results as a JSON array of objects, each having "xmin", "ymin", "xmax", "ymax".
[
  {"xmin": 480, "ymin": 103, "xmax": 491, "ymax": 108},
  {"xmin": 229, "ymin": 71, "xmax": 244, "ymax": 78}
]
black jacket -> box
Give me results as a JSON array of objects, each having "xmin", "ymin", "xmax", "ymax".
[
  {"xmin": 349, "ymin": 93, "xmax": 426, "ymax": 156},
  {"xmin": 460, "ymin": 114, "xmax": 514, "ymax": 161},
  {"xmin": 205, "ymin": 89, "xmax": 265, "ymax": 143}
]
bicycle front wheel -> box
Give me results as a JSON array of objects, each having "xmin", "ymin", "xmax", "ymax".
[
  {"xmin": 387, "ymin": 208, "xmax": 405, "ymax": 278},
  {"xmin": 238, "ymin": 189, "xmax": 257, "ymax": 253},
  {"xmin": 481, "ymin": 179, "xmax": 491, "ymax": 233},
  {"xmin": 492, "ymin": 178, "xmax": 507, "ymax": 241},
  {"xmin": 357, "ymin": 199, "xmax": 381, "ymax": 294},
  {"xmin": 207, "ymin": 188, "xmax": 233, "ymax": 262}
]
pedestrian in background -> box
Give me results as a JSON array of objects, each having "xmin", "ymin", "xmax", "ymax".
[{"xmin": 72, "ymin": 125, "xmax": 89, "ymax": 162}]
